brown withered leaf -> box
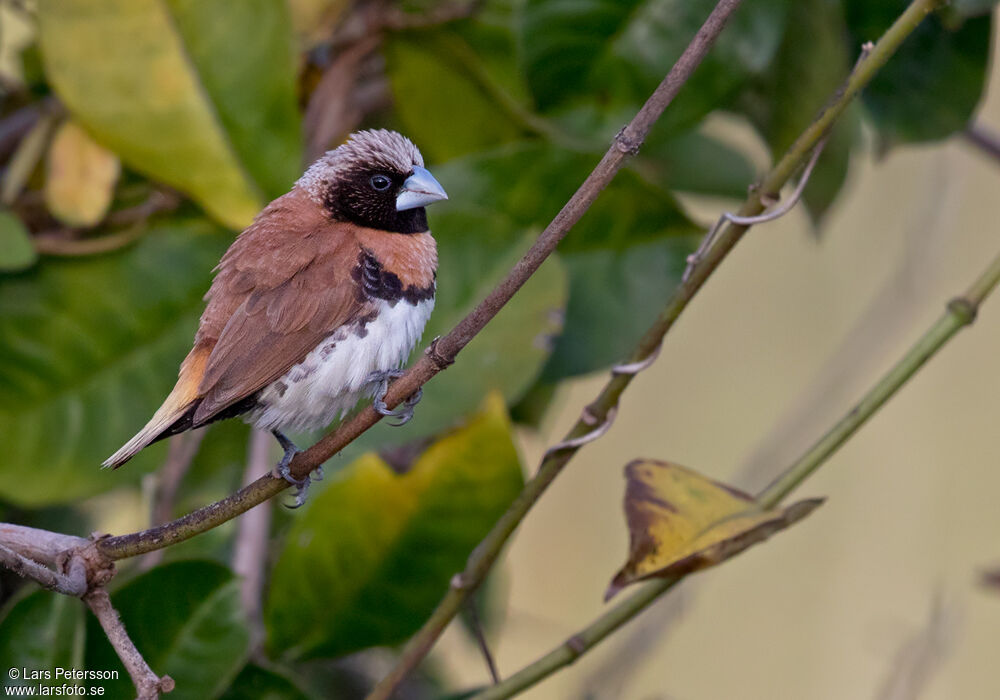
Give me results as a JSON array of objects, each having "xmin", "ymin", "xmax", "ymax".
[
  {"xmin": 606, "ymin": 459, "xmax": 823, "ymax": 601},
  {"xmin": 44, "ymin": 120, "xmax": 120, "ymax": 227}
]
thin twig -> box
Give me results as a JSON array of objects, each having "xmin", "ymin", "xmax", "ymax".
[
  {"xmin": 94, "ymin": 0, "xmax": 749, "ymax": 564},
  {"xmin": 84, "ymin": 587, "xmax": 175, "ymax": 699},
  {"xmin": 963, "ymin": 122, "xmax": 1000, "ymax": 162},
  {"xmin": 681, "ymin": 134, "xmax": 830, "ymax": 282},
  {"xmin": 465, "ymin": 598, "xmax": 501, "ymax": 685},
  {"xmin": 0, "ymin": 101, "xmax": 46, "ymax": 161},
  {"xmin": 232, "ymin": 428, "xmax": 274, "ymax": 655},
  {"xmin": 0, "ymin": 523, "xmax": 89, "ymax": 566},
  {"xmin": 0, "ymin": 543, "xmax": 86, "ymax": 596},
  {"xmin": 32, "ymin": 190, "xmax": 181, "ymax": 257},
  {"xmin": 0, "ymin": 524, "xmax": 169, "ymax": 698}
]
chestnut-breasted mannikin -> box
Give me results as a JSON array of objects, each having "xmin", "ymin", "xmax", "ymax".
[{"xmin": 103, "ymin": 130, "xmax": 448, "ymax": 503}]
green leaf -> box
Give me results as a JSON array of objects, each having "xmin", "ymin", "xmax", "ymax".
[
  {"xmin": 543, "ymin": 237, "xmax": 694, "ymax": 380},
  {"xmin": 385, "ymin": 26, "xmax": 526, "ymax": 162},
  {"xmin": 800, "ymin": 109, "xmax": 861, "ymax": 226},
  {"xmin": 85, "ymin": 561, "xmax": 249, "ymax": 700},
  {"xmin": 0, "ymin": 218, "xmax": 231, "ymax": 506},
  {"xmin": 953, "ymin": 0, "xmax": 999, "ymax": 16},
  {"xmin": 266, "ymin": 394, "xmax": 524, "ymax": 660},
  {"xmin": 641, "ymin": 129, "xmax": 757, "ymax": 199},
  {"xmin": 845, "ymin": 2, "xmax": 992, "ymax": 144},
  {"xmin": 435, "ymin": 141, "xmax": 700, "ymax": 252},
  {"xmin": 743, "ymin": 0, "xmax": 858, "ymax": 223},
  {"xmin": 36, "ymin": 0, "xmax": 302, "ymax": 228},
  {"xmin": 520, "ymin": 0, "xmax": 791, "ymax": 126},
  {"xmin": 0, "ymin": 590, "xmax": 85, "ymax": 688},
  {"xmin": 220, "ymin": 664, "xmax": 311, "ymax": 700},
  {"xmin": 0, "ymin": 210, "xmax": 37, "ymax": 272}
]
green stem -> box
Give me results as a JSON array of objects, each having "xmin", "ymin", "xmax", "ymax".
[
  {"xmin": 757, "ymin": 258, "xmax": 996, "ymax": 507},
  {"xmin": 467, "ymin": 0, "xmax": 952, "ymax": 698},
  {"xmin": 477, "ymin": 245, "xmax": 999, "ymax": 700},
  {"xmin": 474, "ymin": 579, "xmax": 676, "ymax": 700}
]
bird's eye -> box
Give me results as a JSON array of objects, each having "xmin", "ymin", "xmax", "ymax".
[{"xmin": 370, "ymin": 174, "xmax": 392, "ymax": 192}]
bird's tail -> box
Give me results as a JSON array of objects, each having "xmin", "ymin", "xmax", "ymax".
[
  {"xmin": 102, "ymin": 388, "xmax": 195, "ymax": 469},
  {"xmin": 103, "ymin": 346, "xmax": 209, "ymax": 469}
]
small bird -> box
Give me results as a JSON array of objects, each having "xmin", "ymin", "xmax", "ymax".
[{"xmin": 103, "ymin": 130, "xmax": 448, "ymax": 503}]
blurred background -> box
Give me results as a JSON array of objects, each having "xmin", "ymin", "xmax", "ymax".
[{"xmin": 1, "ymin": 1, "xmax": 999, "ymax": 699}]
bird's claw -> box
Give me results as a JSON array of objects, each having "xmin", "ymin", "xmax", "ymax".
[
  {"xmin": 270, "ymin": 430, "xmax": 319, "ymax": 509},
  {"xmin": 367, "ymin": 369, "xmax": 422, "ymax": 426},
  {"xmin": 286, "ymin": 475, "xmax": 311, "ymax": 509},
  {"xmin": 387, "ymin": 386, "xmax": 422, "ymax": 426}
]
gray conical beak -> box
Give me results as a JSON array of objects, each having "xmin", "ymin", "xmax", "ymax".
[{"xmin": 396, "ymin": 166, "xmax": 448, "ymax": 212}]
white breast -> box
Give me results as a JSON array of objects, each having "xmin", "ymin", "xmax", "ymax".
[{"xmin": 248, "ymin": 298, "xmax": 434, "ymax": 433}]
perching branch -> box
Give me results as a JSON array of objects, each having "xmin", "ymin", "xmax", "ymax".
[
  {"xmin": 369, "ymin": 0, "xmax": 947, "ymax": 695},
  {"xmin": 0, "ymin": 524, "xmax": 170, "ymax": 698},
  {"xmin": 0, "ymin": 522, "xmax": 90, "ymax": 566},
  {"xmin": 84, "ymin": 587, "xmax": 175, "ymax": 699},
  {"xmin": 0, "ymin": 544, "xmax": 87, "ymax": 596},
  {"xmin": 94, "ymin": 0, "xmax": 749, "ymax": 562}
]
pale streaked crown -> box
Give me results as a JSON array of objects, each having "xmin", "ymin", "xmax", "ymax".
[{"xmin": 298, "ymin": 129, "xmax": 425, "ymax": 205}]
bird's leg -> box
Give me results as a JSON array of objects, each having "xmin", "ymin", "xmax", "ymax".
[
  {"xmin": 366, "ymin": 369, "xmax": 423, "ymax": 426},
  {"xmin": 270, "ymin": 430, "xmax": 313, "ymax": 509}
]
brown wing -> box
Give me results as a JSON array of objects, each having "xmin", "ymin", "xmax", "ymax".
[
  {"xmin": 189, "ymin": 190, "xmax": 371, "ymax": 425},
  {"xmin": 104, "ymin": 189, "xmax": 370, "ymax": 469}
]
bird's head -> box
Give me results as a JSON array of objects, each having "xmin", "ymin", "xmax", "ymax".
[{"xmin": 298, "ymin": 129, "xmax": 448, "ymax": 234}]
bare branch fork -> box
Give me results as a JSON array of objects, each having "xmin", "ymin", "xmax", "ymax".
[{"xmin": 0, "ymin": 525, "xmax": 174, "ymax": 697}]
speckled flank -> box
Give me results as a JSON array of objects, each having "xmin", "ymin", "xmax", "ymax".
[{"xmin": 247, "ymin": 297, "xmax": 434, "ymax": 432}]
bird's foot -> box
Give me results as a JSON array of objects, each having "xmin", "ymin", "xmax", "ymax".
[
  {"xmin": 270, "ymin": 430, "xmax": 316, "ymax": 509},
  {"xmin": 367, "ymin": 369, "xmax": 423, "ymax": 426}
]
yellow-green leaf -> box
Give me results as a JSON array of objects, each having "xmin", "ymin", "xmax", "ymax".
[
  {"xmin": 44, "ymin": 120, "xmax": 120, "ymax": 227},
  {"xmin": 0, "ymin": 211, "xmax": 37, "ymax": 272},
  {"xmin": 36, "ymin": 0, "xmax": 302, "ymax": 229},
  {"xmin": 266, "ymin": 393, "xmax": 524, "ymax": 660},
  {"xmin": 606, "ymin": 459, "xmax": 823, "ymax": 601}
]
